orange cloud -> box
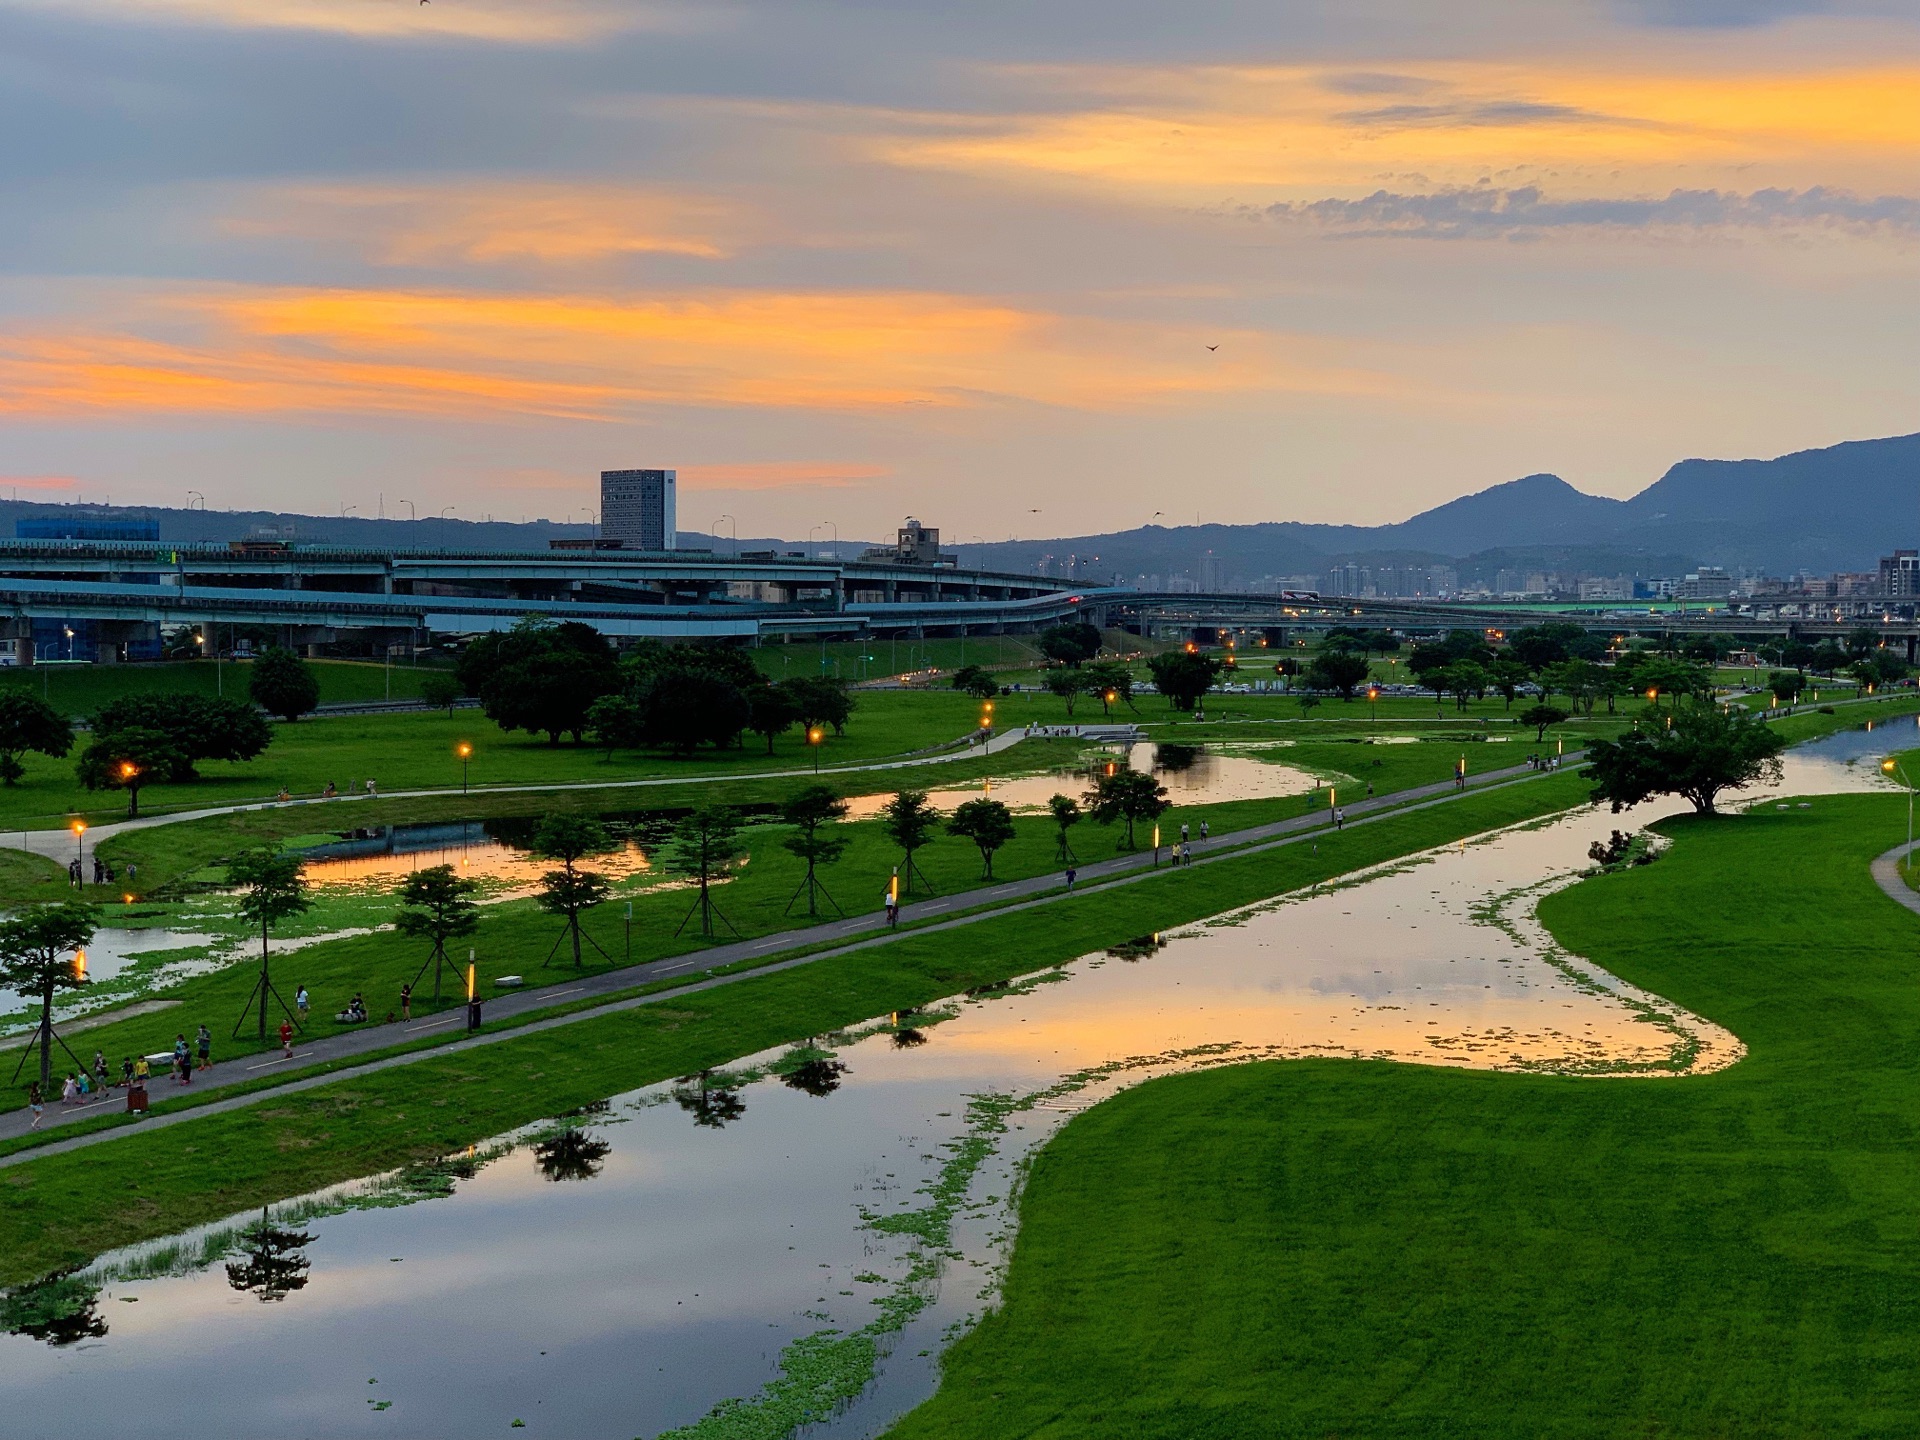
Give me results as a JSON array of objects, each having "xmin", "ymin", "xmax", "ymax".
[
  {"xmin": 875, "ymin": 58, "xmax": 1920, "ymax": 204},
  {"xmin": 0, "ymin": 284, "xmax": 1388, "ymax": 423},
  {"xmin": 0, "ymin": 475, "xmax": 79, "ymax": 491},
  {"xmin": 679, "ymin": 462, "xmax": 892, "ymax": 490},
  {"xmin": 229, "ymin": 182, "xmax": 740, "ymax": 267}
]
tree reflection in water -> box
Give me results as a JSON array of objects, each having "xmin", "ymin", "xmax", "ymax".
[
  {"xmin": 891, "ymin": 1027, "xmax": 928, "ymax": 1049},
  {"xmin": 780, "ymin": 1057, "xmax": 847, "ymax": 1097},
  {"xmin": 533, "ymin": 1128, "xmax": 612, "ymax": 1182},
  {"xmin": 674, "ymin": 1070, "xmax": 747, "ymax": 1128},
  {"xmin": 226, "ymin": 1214, "xmax": 315, "ymax": 1303},
  {"xmin": 1152, "ymin": 743, "xmax": 1201, "ymax": 773},
  {"xmin": 1104, "ymin": 933, "xmax": 1165, "ymax": 962},
  {"xmin": 0, "ymin": 1270, "xmax": 107, "ymax": 1346}
]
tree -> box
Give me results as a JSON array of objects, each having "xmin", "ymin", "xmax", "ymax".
[
  {"xmin": 76, "ymin": 726, "xmax": 181, "ymax": 818},
  {"xmin": 419, "ymin": 673, "xmax": 462, "ymax": 717},
  {"xmin": 1845, "ymin": 626, "xmax": 1883, "ymax": 660},
  {"xmin": 881, "ymin": 790, "xmax": 942, "ymax": 893},
  {"xmin": 227, "ymin": 847, "xmax": 311, "ymax": 1041},
  {"xmin": 1296, "ymin": 691, "xmax": 1321, "ymax": 718},
  {"xmin": 633, "ymin": 669, "xmax": 751, "ymax": 754},
  {"xmin": 0, "ymin": 900, "xmax": 96, "ymax": 1090},
  {"xmin": 1042, "ymin": 668, "xmax": 1086, "ymax": 716},
  {"xmin": 780, "ymin": 676, "xmax": 854, "ymax": 736},
  {"xmin": 1083, "ymin": 661, "xmax": 1136, "ymax": 715},
  {"xmin": 1084, "ymin": 768, "xmax": 1171, "ymax": 850},
  {"xmin": 1489, "ymin": 658, "xmax": 1532, "ymax": 710},
  {"xmin": 1585, "ymin": 701, "xmax": 1784, "ymax": 815},
  {"xmin": 586, "ymin": 693, "xmax": 645, "ymax": 759},
  {"xmin": 0, "ymin": 690, "xmax": 71, "ymax": 785},
  {"xmin": 1519, "ymin": 703, "xmax": 1570, "ymax": 741},
  {"xmin": 1541, "ymin": 659, "xmax": 1606, "ymax": 715},
  {"xmin": 947, "ymin": 797, "xmax": 1016, "ymax": 878},
  {"xmin": 1038, "ymin": 622, "xmax": 1101, "ymax": 667},
  {"xmin": 1852, "ymin": 652, "xmax": 1910, "ymax": 691},
  {"xmin": 1767, "ymin": 669, "xmax": 1807, "ymax": 705},
  {"xmin": 1809, "ymin": 641, "xmax": 1848, "ymax": 677},
  {"xmin": 91, "ymin": 694, "xmax": 271, "ymax": 781},
  {"xmin": 531, "ymin": 815, "xmax": 616, "ymax": 967},
  {"xmin": 1445, "ymin": 661, "xmax": 1492, "ymax": 711},
  {"xmin": 1509, "ymin": 623, "xmax": 1590, "ymax": 670},
  {"xmin": 1048, "ymin": 793, "xmax": 1082, "ymax": 863},
  {"xmin": 1146, "ymin": 651, "xmax": 1223, "ymax": 711},
  {"xmin": 247, "ymin": 647, "xmax": 320, "ymax": 723},
  {"xmin": 950, "ymin": 665, "xmax": 999, "ymax": 700},
  {"xmin": 1304, "ymin": 650, "xmax": 1369, "ymax": 700},
  {"xmin": 666, "ymin": 806, "xmax": 746, "ymax": 938},
  {"xmin": 781, "ymin": 784, "xmax": 849, "ymax": 916},
  {"xmin": 746, "ymin": 683, "xmax": 801, "ymax": 754},
  {"xmin": 394, "ymin": 864, "xmax": 480, "ymax": 1002},
  {"xmin": 484, "ymin": 647, "xmax": 619, "ymax": 746}
]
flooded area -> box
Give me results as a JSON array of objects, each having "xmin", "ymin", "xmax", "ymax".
[
  {"xmin": 0, "ymin": 725, "xmax": 1903, "ymax": 1439},
  {"xmin": 843, "ymin": 740, "xmax": 1319, "ymax": 819}
]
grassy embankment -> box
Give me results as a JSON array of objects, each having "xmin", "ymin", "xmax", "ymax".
[
  {"xmin": 23, "ymin": 728, "xmax": 1502, "ymax": 1077},
  {"xmin": 888, "ymin": 793, "xmax": 1920, "ymax": 1436},
  {"xmin": 0, "ymin": 765, "xmax": 1596, "ymax": 1287},
  {"xmin": 0, "ymin": 657, "xmax": 441, "ymax": 716}
]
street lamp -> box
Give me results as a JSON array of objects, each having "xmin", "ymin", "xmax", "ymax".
[
  {"xmin": 808, "ymin": 725, "xmax": 824, "ymax": 772},
  {"xmin": 1367, "ymin": 685, "xmax": 1378, "ymax": 722},
  {"xmin": 456, "ymin": 741, "xmax": 473, "ymax": 794},
  {"xmin": 118, "ymin": 761, "xmax": 138, "ymax": 817},
  {"xmin": 71, "ymin": 819, "xmax": 85, "ymax": 877},
  {"xmin": 1884, "ymin": 758, "xmax": 1915, "ymax": 871}
]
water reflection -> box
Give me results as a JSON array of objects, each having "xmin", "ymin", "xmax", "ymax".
[
  {"xmin": 0, "ymin": 1272, "xmax": 106, "ymax": 1346},
  {"xmin": 673, "ymin": 1070, "xmax": 747, "ymax": 1129},
  {"xmin": 224, "ymin": 1216, "xmax": 315, "ymax": 1304},
  {"xmin": 533, "ymin": 1129, "xmax": 613, "ymax": 1183},
  {"xmin": 781, "ymin": 1056, "xmax": 849, "ymax": 1098}
]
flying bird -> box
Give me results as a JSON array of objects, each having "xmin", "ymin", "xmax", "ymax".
[{"xmin": 1206, "ymin": 344, "xmax": 1218, "ymax": 351}]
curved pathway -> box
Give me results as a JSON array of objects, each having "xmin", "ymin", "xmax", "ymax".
[
  {"xmin": 1870, "ymin": 841, "xmax": 1920, "ymax": 916},
  {"xmin": 0, "ymin": 751, "xmax": 1578, "ymax": 1164}
]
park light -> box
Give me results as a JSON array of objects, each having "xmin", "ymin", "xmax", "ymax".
[
  {"xmin": 808, "ymin": 724, "xmax": 825, "ymax": 773},
  {"xmin": 1105, "ymin": 690, "xmax": 1117, "ymax": 704},
  {"xmin": 72, "ymin": 819, "xmax": 85, "ymax": 836},
  {"xmin": 466, "ymin": 962, "xmax": 476, "ymax": 1004},
  {"xmin": 119, "ymin": 761, "xmax": 137, "ymax": 780},
  {"xmin": 72, "ymin": 949, "xmax": 86, "ymax": 982}
]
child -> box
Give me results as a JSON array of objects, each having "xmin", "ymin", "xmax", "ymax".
[{"xmin": 27, "ymin": 1081, "xmax": 43, "ymax": 1129}]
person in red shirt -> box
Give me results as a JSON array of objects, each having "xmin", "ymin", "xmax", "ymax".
[{"xmin": 279, "ymin": 1020, "xmax": 293, "ymax": 1058}]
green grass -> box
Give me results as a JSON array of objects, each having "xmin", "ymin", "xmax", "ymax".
[
  {"xmin": 887, "ymin": 790, "xmax": 1920, "ymax": 1439},
  {"xmin": 0, "ymin": 769, "xmax": 1595, "ymax": 1288},
  {"xmin": 0, "ymin": 658, "xmax": 444, "ymax": 716}
]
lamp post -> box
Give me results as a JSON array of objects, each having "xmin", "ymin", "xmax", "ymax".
[
  {"xmin": 1367, "ymin": 685, "xmax": 1378, "ymax": 723},
  {"xmin": 457, "ymin": 742, "xmax": 472, "ymax": 794},
  {"xmin": 119, "ymin": 761, "xmax": 138, "ymax": 818},
  {"xmin": 808, "ymin": 725, "xmax": 824, "ymax": 773},
  {"xmin": 1884, "ymin": 758, "xmax": 1915, "ymax": 871},
  {"xmin": 71, "ymin": 819, "xmax": 85, "ymax": 879}
]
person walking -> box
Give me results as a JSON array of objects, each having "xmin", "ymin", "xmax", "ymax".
[
  {"xmin": 296, "ymin": 985, "xmax": 310, "ymax": 1023},
  {"xmin": 365, "ymin": 778, "xmax": 377, "ymax": 798},
  {"xmin": 61, "ymin": 1073, "xmax": 78, "ymax": 1105},
  {"xmin": 400, "ymin": 982, "xmax": 412, "ymax": 1022},
  {"xmin": 172, "ymin": 1033, "xmax": 189, "ymax": 1085},
  {"xmin": 120, "ymin": 1055, "xmax": 134, "ymax": 1089},
  {"xmin": 27, "ymin": 1081, "xmax": 43, "ymax": 1129},
  {"xmin": 1335, "ymin": 807, "xmax": 1346, "ymax": 830},
  {"xmin": 1180, "ymin": 823, "xmax": 1189, "ymax": 844},
  {"xmin": 132, "ymin": 1055, "xmax": 150, "ymax": 1087},
  {"xmin": 279, "ymin": 1019, "xmax": 294, "ymax": 1058},
  {"xmin": 883, "ymin": 889, "xmax": 899, "ymax": 929},
  {"xmin": 1199, "ymin": 821, "xmax": 1209, "ymax": 842},
  {"xmin": 1065, "ymin": 866, "xmax": 1078, "ymax": 892},
  {"xmin": 195, "ymin": 1024, "xmax": 211, "ymax": 1072},
  {"xmin": 94, "ymin": 1050, "xmax": 111, "ymax": 1090}
]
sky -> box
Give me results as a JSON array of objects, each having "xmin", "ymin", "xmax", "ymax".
[{"xmin": 1, "ymin": 0, "xmax": 1919, "ymax": 541}]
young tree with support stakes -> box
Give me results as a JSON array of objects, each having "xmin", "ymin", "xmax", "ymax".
[
  {"xmin": 668, "ymin": 806, "xmax": 746, "ymax": 938},
  {"xmin": 0, "ymin": 690, "xmax": 71, "ymax": 786},
  {"xmin": 1049, "ymin": 793, "xmax": 1082, "ymax": 862},
  {"xmin": 781, "ymin": 784, "xmax": 849, "ymax": 916},
  {"xmin": 394, "ymin": 864, "xmax": 481, "ymax": 1002},
  {"xmin": 880, "ymin": 790, "xmax": 942, "ymax": 894},
  {"xmin": 227, "ymin": 847, "xmax": 311, "ymax": 1041},
  {"xmin": 1084, "ymin": 768, "xmax": 1170, "ymax": 850},
  {"xmin": 1, "ymin": 900, "xmax": 96, "ymax": 1091},
  {"xmin": 947, "ymin": 798, "xmax": 1016, "ymax": 878},
  {"xmin": 531, "ymin": 815, "xmax": 617, "ymax": 968}
]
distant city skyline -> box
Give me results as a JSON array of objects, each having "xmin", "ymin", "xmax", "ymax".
[{"xmin": 2, "ymin": 1, "xmax": 1919, "ymax": 536}]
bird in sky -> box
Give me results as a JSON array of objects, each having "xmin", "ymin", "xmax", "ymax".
[{"xmin": 1206, "ymin": 344, "xmax": 1218, "ymax": 351}]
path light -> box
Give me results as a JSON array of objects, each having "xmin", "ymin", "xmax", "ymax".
[
  {"xmin": 1152, "ymin": 822, "xmax": 1160, "ymax": 866},
  {"xmin": 71, "ymin": 819, "xmax": 85, "ymax": 872},
  {"xmin": 1884, "ymin": 758, "xmax": 1915, "ymax": 872},
  {"xmin": 808, "ymin": 725, "xmax": 824, "ymax": 773},
  {"xmin": 1368, "ymin": 685, "xmax": 1378, "ymax": 721},
  {"xmin": 72, "ymin": 949, "xmax": 85, "ymax": 982},
  {"xmin": 456, "ymin": 741, "xmax": 473, "ymax": 794}
]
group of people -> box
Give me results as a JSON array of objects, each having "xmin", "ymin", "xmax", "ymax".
[
  {"xmin": 25, "ymin": 1029, "xmax": 210, "ymax": 1128},
  {"xmin": 68, "ymin": 856, "xmax": 135, "ymax": 888},
  {"xmin": 1527, "ymin": 753, "xmax": 1565, "ymax": 772}
]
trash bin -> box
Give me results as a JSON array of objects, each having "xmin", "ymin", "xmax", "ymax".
[
  {"xmin": 127, "ymin": 1084, "xmax": 148, "ymax": 1115},
  {"xmin": 466, "ymin": 999, "xmax": 483, "ymax": 1033}
]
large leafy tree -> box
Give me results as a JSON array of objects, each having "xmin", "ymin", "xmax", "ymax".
[
  {"xmin": 1043, "ymin": 669, "xmax": 1086, "ymax": 716},
  {"xmin": 1585, "ymin": 701, "xmax": 1784, "ymax": 815},
  {"xmin": 531, "ymin": 815, "xmax": 616, "ymax": 967},
  {"xmin": 947, "ymin": 797, "xmax": 1016, "ymax": 878},
  {"xmin": 633, "ymin": 669, "xmax": 752, "ymax": 753},
  {"xmin": 780, "ymin": 784, "xmax": 849, "ymax": 916},
  {"xmin": 1304, "ymin": 650, "xmax": 1369, "ymax": 699},
  {"xmin": 91, "ymin": 694, "xmax": 271, "ymax": 781},
  {"xmin": 1038, "ymin": 622, "xmax": 1101, "ymax": 667},
  {"xmin": 1767, "ymin": 669, "xmax": 1807, "ymax": 705},
  {"xmin": 0, "ymin": 690, "xmax": 71, "ymax": 785},
  {"xmin": 1084, "ymin": 768, "xmax": 1171, "ymax": 850},
  {"xmin": 75, "ymin": 725, "xmax": 182, "ymax": 817},
  {"xmin": 880, "ymin": 790, "xmax": 942, "ymax": 893},
  {"xmin": 667, "ymin": 806, "xmax": 746, "ymax": 938},
  {"xmin": 394, "ymin": 863, "xmax": 481, "ymax": 1001},
  {"xmin": 247, "ymin": 647, "xmax": 321, "ymax": 722},
  {"xmin": 1083, "ymin": 661, "xmax": 1136, "ymax": 715},
  {"xmin": 949, "ymin": 665, "xmax": 1000, "ymax": 700},
  {"xmin": 746, "ymin": 683, "xmax": 801, "ymax": 754},
  {"xmin": 780, "ymin": 676, "xmax": 854, "ymax": 736},
  {"xmin": 0, "ymin": 900, "xmax": 97, "ymax": 1089},
  {"xmin": 227, "ymin": 847, "xmax": 311, "ymax": 1040},
  {"xmin": 1519, "ymin": 703, "xmax": 1570, "ymax": 741},
  {"xmin": 1146, "ymin": 651, "xmax": 1223, "ymax": 711},
  {"xmin": 465, "ymin": 617, "xmax": 618, "ymax": 746}
]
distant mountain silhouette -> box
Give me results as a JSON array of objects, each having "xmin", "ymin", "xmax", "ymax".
[{"xmin": 956, "ymin": 433, "xmax": 1920, "ymax": 583}]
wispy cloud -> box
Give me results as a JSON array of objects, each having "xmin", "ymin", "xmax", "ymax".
[
  {"xmin": 1261, "ymin": 183, "xmax": 1920, "ymax": 238},
  {"xmin": 680, "ymin": 462, "xmax": 891, "ymax": 490},
  {"xmin": 5, "ymin": 0, "xmax": 680, "ymax": 43},
  {"xmin": 0, "ymin": 475, "xmax": 78, "ymax": 491},
  {"xmin": 0, "ymin": 284, "xmax": 1373, "ymax": 424}
]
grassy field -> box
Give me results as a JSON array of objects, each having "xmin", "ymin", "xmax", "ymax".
[
  {"xmin": 887, "ymin": 793, "xmax": 1920, "ymax": 1438},
  {"xmin": 0, "ymin": 766, "xmax": 1596, "ymax": 1288},
  {"xmin": 0, "ymin": 657, "xmax": 444, "ymax": 715}
]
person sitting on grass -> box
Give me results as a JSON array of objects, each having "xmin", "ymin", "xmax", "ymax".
[{"xmin": 337, "ymin": 992, "xmax": 368, "ymax": 1024}]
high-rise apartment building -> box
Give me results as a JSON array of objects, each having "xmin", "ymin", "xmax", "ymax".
[{"xmin": 600, "ymin": 469, "xmax": 676, "ymax": 550}]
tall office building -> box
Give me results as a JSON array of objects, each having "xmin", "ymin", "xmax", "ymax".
[{"xmin": 600, "ymin": 468, "xmax": 676, "ymax": 550}]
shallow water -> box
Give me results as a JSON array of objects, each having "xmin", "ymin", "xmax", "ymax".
[
  {"xmin": 842, "ymin": 740, "xmax": 1318, "ymax": 819},
  {"xmin": 0, "ymin": 727, "xmax": 1898, "ymax": 1439}
]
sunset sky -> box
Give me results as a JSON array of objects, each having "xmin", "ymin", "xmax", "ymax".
[{"xmin": 3, "ymin": 0, "xmax": 1919, "ymax": 538}]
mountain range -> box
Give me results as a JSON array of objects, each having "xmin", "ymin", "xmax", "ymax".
[{"xmin": 948, "ymin": 432, "xmax": 1920, "ymax": 585}]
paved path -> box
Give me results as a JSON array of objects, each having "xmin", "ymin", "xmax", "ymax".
[
  {"xmin": 0, "ymin": 751, "xmax": 1577, "ymax": 1163},
  {"xmin": 1870, "ymin": 841, "xmax": 1920, "ymax": 917},
  {"xmin": 7, "ymin": 722, "xmax": 1094, "ymax": 865}
]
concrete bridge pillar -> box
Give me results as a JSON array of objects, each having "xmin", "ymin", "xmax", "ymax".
[{"xmin": 13, "ymin": 636, "xmax": 31, "ymax": 667}]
